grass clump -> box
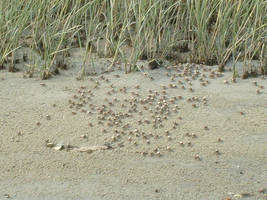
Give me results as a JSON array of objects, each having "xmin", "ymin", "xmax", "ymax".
[{"xmin": 0, "ymin": 0, "xmax": 266, "ymax": 77}]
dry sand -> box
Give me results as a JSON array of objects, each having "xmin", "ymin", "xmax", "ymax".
[{"xmin": 0, "ymin": 55, "xmax": 266, "ymax": 200}]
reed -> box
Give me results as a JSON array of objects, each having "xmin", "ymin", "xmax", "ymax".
[{"xmin": 0, "ymin": 0, "xmax": 266, "ymax": 78}]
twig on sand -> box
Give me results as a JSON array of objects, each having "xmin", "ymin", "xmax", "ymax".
[{"xmin": 71, "ymin": 145, "xmax": 111, "ymax": 153}]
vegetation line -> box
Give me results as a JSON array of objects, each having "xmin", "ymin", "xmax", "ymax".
[{"xmin": 0, "ymin": 0, "xmax": 266, "ymax": 78}]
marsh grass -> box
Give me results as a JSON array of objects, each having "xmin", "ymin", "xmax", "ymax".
[{"xmin": 0, "ymin": 0, "xmax": 266, "ymax": 78}]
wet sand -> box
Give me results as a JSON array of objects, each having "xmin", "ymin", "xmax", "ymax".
[{"xmin": 0, "ymin": 58, "xmax": 266, "ymax": 200}]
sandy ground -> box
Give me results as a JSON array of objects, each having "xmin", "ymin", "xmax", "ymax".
[{"xmin": 0, "ymin": 56, "xmax": 266, "ymax": 200}]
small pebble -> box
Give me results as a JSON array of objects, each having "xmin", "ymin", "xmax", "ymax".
[
  {"xmin": 54, "ymin": 145, "xmax": 63, "ymax": 151},
  {"xmin": 3, "ymin": 194, "xmax": 10, "ymax": 198},
  {"xmin": 80, "ymin": 134, "xmax": 87, "ymax": 139},
  {"xmin": 215, "ymin": 149, "xmax": 220, "ymax": 155},
  {"xmin": 46, "ymin": 142, "xmax": 54, "ymax": 148},
  {"xmin": 194, "ymin": 154, "xmax": 200, "ymax": 160},
  {"xmin": 156, "ymin": 151, "xmax": 161, "ymax": 157}
]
